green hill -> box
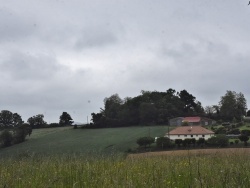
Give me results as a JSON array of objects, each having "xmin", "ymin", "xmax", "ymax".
[{"xmin": 0, "ymin": 126, "xmax": 170, "ymax": 158}]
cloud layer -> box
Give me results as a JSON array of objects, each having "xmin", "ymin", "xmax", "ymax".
[{"xmin": 1, "ymin": 0, "xmax": 250, "ymax": 122}]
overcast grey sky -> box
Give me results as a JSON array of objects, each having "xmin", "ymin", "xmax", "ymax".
[{"xmin": 0, "ymin": 0, "xmax": 250, "ymax": 123}]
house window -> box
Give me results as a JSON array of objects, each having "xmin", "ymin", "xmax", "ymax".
[
  {"xmin": 178, "ymin": 135, "xmax": 180, "ymax": 137},
  {"xmin": 196, "ymin": 135, "xmax": 198, "ymax": 137},
  {"xmin": 191, "ymin": 135, "xmax": 193, "ymax": 137},
  {"xmin": 202, "ymin": 135, "xmax": 205, "ymax": 137},
  {"xmin": 184, "ymin": 135, "xmax": 187, "ymax": 137}
]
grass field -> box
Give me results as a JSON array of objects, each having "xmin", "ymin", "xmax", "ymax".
[
  {"xmin": 2, "ymin": 126, "xmax": 250, "ymax": 187},
  {"xmin": 1, "ymin": 148, "xmax": 250, "ymax": 187},
  {"xmin": 0, "ymin": 125, "xmax": 170, "ymax": 158}
]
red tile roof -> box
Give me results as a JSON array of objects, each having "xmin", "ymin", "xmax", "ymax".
[
  {"xmin": 167, "ymin": 126, "xmax": 214, "ymax": 135},
  {"xmin": 183, "ymin": 117, "xmax": 201, "ymax": 123}
]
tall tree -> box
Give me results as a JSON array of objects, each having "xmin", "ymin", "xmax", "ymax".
[
  {"xmin": 236, "ymin": 92, "xmax": 247, "ymax": 118},
  {"xmin": 0, "ymin": 110, "xmax": 15, "ymax": 128},
  {"xmin": 104, "ymin": 94, "xmax": 123, "ymax": 120},
  {"xmin": 59, "ymin": 112, "xmax": 74, "ymax": 126},
  {"xmin": 27, "ymin": 114, "xmax": 47, "ymax": 128},
  {"xmin": 13, "ymin": 113, "xmax": 24, "ymax": 127},
  {"xmin": 219, "ymin": 91, "xmax": 247, "ymax": 121}
]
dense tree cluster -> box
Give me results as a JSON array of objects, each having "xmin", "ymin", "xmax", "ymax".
[
  {"xmin": 0, "ymin": 110, "xmax": 32, "ymax": 148},
  {"xmin": 0, "ymin": 110, "xmax": 75, "ymax": 148},
  {"xmin": 90, "ymin": 89, "xmax": 248, "ymax": 128},
  {"xmin": 91, "ymin": 89, "xmax": 205, "ymax": 127}
]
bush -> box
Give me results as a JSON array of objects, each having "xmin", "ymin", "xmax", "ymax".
[
  {"xmin": 215, "ymin": 127, "xmax": 227, "ymax": 134},
  {"xmin": 207, "ymin": 135, "xmax": 229, "ymax": 147},
  {"xmin": 156, "ymin": 137, "xmax": 172, "ymax": 149},
  {"xmin": 241, "ymin": 130, "xmax": 250, "ymax": 136},
  {"xmin": 175, "ymin": 139, "xmax": 182, "ymax": 147},
  {"xmin": 238, "ymin": 134, "xmax": 249, "ymax": 146},
  {"xmin": 13, "ymin": 129, "xmax": 26, "ymax": 144},
  {"xmin": 197, "ymin": 138, "xmax": 205, "ymax": 146},
  {"xmin": 0, "ymin": 130, "xmax": 13, "ymax": 147},
  {"xmin": 136, "ymin": 137, "xmax": 154, "ymax": 148},
  {"xmin": 226, "ymin": 129, "xmax": 240, "ymax": 135},
  {"xmin": 234, "ymin": 139, "xmax": 239, "ymax": 144},
  {"xmin": 13, "ymin": 124, "xmax": 32, "ymax": 144}
]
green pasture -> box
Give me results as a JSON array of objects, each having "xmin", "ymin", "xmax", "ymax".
[{"xmin": 0, "ymin": 126, "xmax": 170, "ymax": 158}]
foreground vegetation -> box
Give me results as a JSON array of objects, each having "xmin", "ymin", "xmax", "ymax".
[{"xmin": 1, "ymin": 149, "xmax": 250, "ymax": 187}]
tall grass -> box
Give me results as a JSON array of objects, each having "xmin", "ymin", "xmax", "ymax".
[{"xmin": 1, "ymin": 150, "xmax": 250, "ymax": 187}]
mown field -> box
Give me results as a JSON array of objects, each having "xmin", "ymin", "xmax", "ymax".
[{"xmin": 0, "ymin": 125, "xmax": 170, "ymax": 158}]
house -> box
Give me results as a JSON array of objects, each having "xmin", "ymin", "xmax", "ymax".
[
  {"xmin": 169, "ymin": 117, "xmax": 184, "ymax": 126},
  {"xmin": 165, "ymin": 126, "xmax": 215, "ymax": 140},
  {"xmin": 169, "ymin": 116, "xmax": 216, "ymax": 126}
]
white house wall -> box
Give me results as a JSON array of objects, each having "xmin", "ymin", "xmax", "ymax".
[{"xmin": 166, "ymin": 134, "xmax": 214, "ymax": 140}]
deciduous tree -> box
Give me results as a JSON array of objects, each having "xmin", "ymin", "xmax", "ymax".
[
  {"xmin": 27, "ymin": 114, "xmax": 47, "ymax": 128},
  {"xmin": 219, "ymin": 91, "xmax": 247, "ymax": 121},
  {"xmin": 59, "ymin": 112, "xmax": 73, "ymax": 126}
]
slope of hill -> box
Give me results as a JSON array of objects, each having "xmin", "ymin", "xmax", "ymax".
[{"xmin": 0, "ymin": 126, "xmax": 170, "ymax": 158}]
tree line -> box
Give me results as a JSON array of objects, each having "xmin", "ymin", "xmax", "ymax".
[
  {"xmin": 0, "ymin": 110, "xmax": 74, "ymax": 148},
  {"xmin": 90, "ymin": 89, "xmax": 248, "ymax": 128}
]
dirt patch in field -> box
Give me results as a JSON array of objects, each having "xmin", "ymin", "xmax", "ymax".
[{"xmin": 128, "ymin": 148, "xmax": 250, "ymax": 158}]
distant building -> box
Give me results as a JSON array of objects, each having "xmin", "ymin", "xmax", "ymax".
[
  {"xmin": 169, "ymin": 116, "xmax": 216, "ymax": 126},
  {"xmin": 169, "ymin": 117, "xmax": 184, "ymax": 126},
  {"xmin": 165, "ymin": 126, "xmax": 214, "ymax": 140}
]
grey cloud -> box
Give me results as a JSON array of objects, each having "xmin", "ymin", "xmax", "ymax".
[
  {"xmin": 0, "ymin": 0, "xmax": 250, "ymax": 123},
  {"xmin": 0, "ymin": 51, "xmax": 60, "ymax": 81},
  {"xmin": 0, "ymin": 8, "xmax": 37, "ymax": 43},
  {"xmin": 74, "ymin": 27, "xmax": 118, "ymax": 50}
]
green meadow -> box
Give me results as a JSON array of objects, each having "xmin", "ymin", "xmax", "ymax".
[
  {"xmin": 0, "ymin": 126, "xmax": 170, "ymax": 158},
  {"xmin": 1, "ymin": 149, "xmax": 250, "ymax": 187},
  {"xmin": 1, "ymin": 126, "xmax": 250, "ymax": 187}
]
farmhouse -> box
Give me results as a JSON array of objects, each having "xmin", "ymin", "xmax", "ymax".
[
  {"xmin": 165, "ymin": 126, "xmax": 215, "ymax": 140},
  {"xmin": 169, "ymin": 116, "xmax": 216, "ymax": 126}
]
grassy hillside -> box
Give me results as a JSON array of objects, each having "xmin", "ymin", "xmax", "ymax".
[{"xmin": 0, "ymin": 126, "xmax": 170, "ymax": 158}]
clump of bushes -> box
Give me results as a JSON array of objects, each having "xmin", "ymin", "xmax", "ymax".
[
  {"xmin": 136, "ymin": 137, "xmax": 154, "ymax": 149},
  {"xmin": 0, "ymin": 130, "xmax": 13, "ymax": 147},
  {"xmin": 0, "ymin": 125, "xmax": 32, "ymax": 148},
  {"xmin": 238, "ymin": 134, "xmax": 249, "ymax": 146},
  {"xmin": 207, "ymin": 135, "xmax": 229, "ymax": 147},
  {"xmin": 156, "ymin": 137, "xmax": 173, "ymax": 149}
]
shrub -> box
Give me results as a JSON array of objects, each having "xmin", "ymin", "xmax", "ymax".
[
  {"xmin": 226, "ymin": 129, "xmax": 240, "ymax": 135},
  {"xmin": 175, "ymin": 139, "xmax": 182, "ymax": 147},
  {"xmin": 215, "ymin": 127, "xmax": 227, "ymax": 134},
  {"xmin": 156, "ymin": 137, "xmax": 172, "ymax": 149},
  {"xmin": 234, "ymin": 139, "xmax": 239, "ymax": 144},
  {"xmin": 182, "ymin": 138, "xmax": 192, "ymax": 147},
  {"xmin": 190, "ymin": 138, "xmax": 196, "ymax": 146},
  {"xmin": 207, "ymin": 135, "xmax": 229, "ymax": 147},
  {"xmin": 136, "ymin": 137, "xmax": 154, "ymax": 149},
  {"xmin": 238, "ymin": 135, "xmax": 249, "ymax": 146},
  {"xmin": 197, "ymin": 138, "xmax": 205, "ymax": 146},
  {"xmin": 241, "ymin": 130, "xmax": 250, "ymax": 136},
  {"xmin": 0, "ymin": 130, "xmax": 13, "ymax": 147}
]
